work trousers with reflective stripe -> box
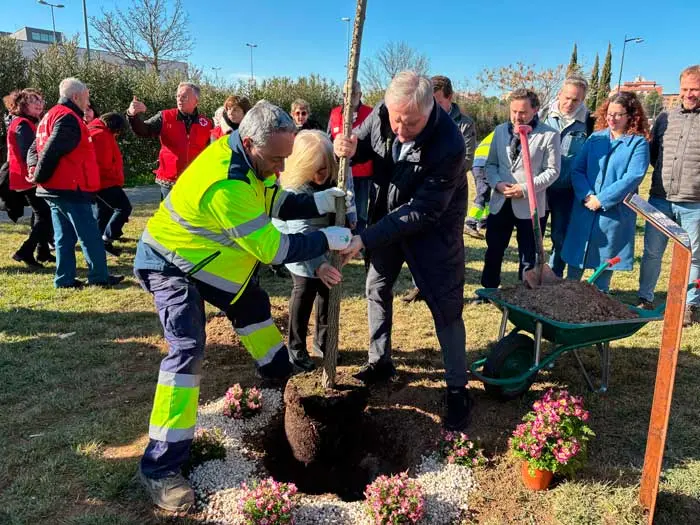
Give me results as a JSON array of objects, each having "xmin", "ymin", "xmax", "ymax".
[{"xmin": 135, "ymin": 267, "xmax": 290, "ymax": 478}]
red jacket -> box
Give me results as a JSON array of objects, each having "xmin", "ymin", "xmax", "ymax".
[
  {"xmin": 328, "ymin": 103, "xmax": 373, "ymax": 178},
  {"xmin": 35, "ymin": 104, "xmax": 100, "ymax": 192},
  {"xmin": 210, "ymin": 126, "xmax": 225, "ymax": 141},
  {"xmin": 88, "ymin": 120, "xmax": 124, "ymax": 189},
  {"xmin": 155, "ymin": 108, "xmax": 212, "ymax": 184},
  {"xmin": 7, "ymin": 116, "xmax": 36, "ymax": 191}
]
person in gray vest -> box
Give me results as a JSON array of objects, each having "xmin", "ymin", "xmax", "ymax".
[
  {"xmin": 540, "ymin": 75, "xmax": 595, "ymax": 277},
  {"xmin": 638, "ymin": 65, "xmax": 700, "ymax": 326}
]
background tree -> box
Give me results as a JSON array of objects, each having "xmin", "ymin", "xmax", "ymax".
[
  {"xmin": 90, "ymin": 0, "xmax": 193, "ymax": 75},
  {"xmin": 0, "ymin": 36, "xmax": 28, "ymax": 163},
  {"xmin": 361, "ymin": 41, "xmax": 429, "ymax": 95},
  {"xmin": 586, "ymin": 53, "xmax": 600, "ymax": 111},
  {"xmin": 566, "ymin": 43, "xmax": 581, "ymax": 77},
  {"xmin": 642, "ymin": 90, "xmax": 664, "ymax": 120},
  {"xmin": 477, "ymin": 61, "xmax": 565, "ymax": 108},
  {"xmin": 596, "ymin": 43, "xmax": 613, "ymax": 105}
]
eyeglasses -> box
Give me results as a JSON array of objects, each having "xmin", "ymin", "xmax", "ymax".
[
  {"xmin": 606, "ymin": 112, "xmax": 627, "ymax": 119},
  {"xmin": 294, "ymin": 111, "xmax": 308, "ymax": 116}
]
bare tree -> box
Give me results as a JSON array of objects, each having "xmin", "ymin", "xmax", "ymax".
[
  {"xmin": 361, "ymin": 41, "xmax": 430, "ymax": 93},
  {"xmin": 477, "ymin": 62, "xmax": 565, "ymax": 108},
  {"xmin": 90, "ymin": 0, "xmax": 193, "ymax": 74}
]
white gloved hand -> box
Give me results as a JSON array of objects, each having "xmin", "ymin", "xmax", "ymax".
[
  {"xmin": 321, "ymin": 226, "xmax": 352, "ymax": 250},
  {"xmin": 313, "ymin": 187, "xmax": 353, "ymax": 214}
]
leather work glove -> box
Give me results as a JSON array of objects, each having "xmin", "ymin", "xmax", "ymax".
[
  {"xmin": 314, "ymin": 188, "xmax": 353, "ymax": 214},
  {"xmin": 321, "ymin": 226, "xmax": 352, "ymax": 250}
]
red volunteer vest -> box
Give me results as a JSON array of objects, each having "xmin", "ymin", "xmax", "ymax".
[
  {"xmin": 328, "ymin": 103, "xmax": 373, "ymax": 178},
  {"xmin": 155, "ymin": 108, "xmax": 212, "ymax": 184},
  {"xmin": 7, "ymin": 116, "xmax": 36, "ymax": 191},
  {"xmin": 35, "ymin": 104, "xmax": 100, "ymax": 192},
  {"xmin": 88, "ymin": 120, "xmax": 124, "ymax": 189}
]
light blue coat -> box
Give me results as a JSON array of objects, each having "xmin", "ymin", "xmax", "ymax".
[{"xmin": 562, "ymin": 131, "xmax": 650, "ymax": 271}]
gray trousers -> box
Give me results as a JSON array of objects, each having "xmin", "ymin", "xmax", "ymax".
[{"xmin": 366, "ymin": 245, "xmax": 468, "ymax": 388}]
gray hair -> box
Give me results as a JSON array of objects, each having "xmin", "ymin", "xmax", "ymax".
[
  {"xmin": 291, "ymin": 98, "xmax": 310, "ymax": 112},
  {"xmin": 59, "ymin": 77, "xmax": 88, "ymax": 99},
  {"xmin": 239, "ymin": 100, "xmax": 296, "ymax": 146},
  {"xmin": 384, "ymin": 71, "xmax": 434, "ymax": 115},
  {"xmin": 563, "ymin": 75, "xmax": 588, "ymax": 93},
  {"xmin": 177, "ymin": 81, "xmax": 200, "ymax": 98}
]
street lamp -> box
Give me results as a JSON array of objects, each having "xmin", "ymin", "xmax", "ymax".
[
  {"xmin": 245, "ymin": 43, "xmax": 258, "ymax": 90},
  {"xmin": 82, "ymin": 0, "xmax": 90, "ymax": 61},
  {"xmin": 211, "ymin": 66, "xmax": 221, "ymax": 84},
  {"xmin": 37, "ymin": 0, "xmax": 64, "ymax": 45},
  {"xmin": 340, "ymin": 17, "xmax": 351, "ymax": 66},
  {"xmin": 616, "ymin": 35, "xmax": 644, "ymax": 94}
]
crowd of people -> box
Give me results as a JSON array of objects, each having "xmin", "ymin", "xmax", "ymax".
[{"xmin": 1, "ymin": 64, "xmax": 699, "ymax": 513}]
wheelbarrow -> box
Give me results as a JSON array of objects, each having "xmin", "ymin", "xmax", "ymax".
[{"xmin": 469, "ymin": 259, "xmax": 694, "ymax": 400}]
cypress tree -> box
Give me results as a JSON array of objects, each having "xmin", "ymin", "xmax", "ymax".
[
  {"xmin": 586, "ymin": 53, "xmax": 600, "ymax": 110},
  {"xmin": 597, "ymin": 43, "xmax": 613, "ymax": 106}
]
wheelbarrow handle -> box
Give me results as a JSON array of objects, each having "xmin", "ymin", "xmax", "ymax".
[{"xmin": 587, "ymin": 257, "xmax": 621, "ymax": 284}]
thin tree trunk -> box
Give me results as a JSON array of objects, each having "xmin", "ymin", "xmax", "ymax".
[{"xmin": 321, "ymin": 0, "xmax": 368, "ymax": 389}]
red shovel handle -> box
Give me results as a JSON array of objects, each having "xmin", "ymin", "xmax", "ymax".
[{"xmin": 516, "ymin": 125, "xmax": 537, "ymax": 216}]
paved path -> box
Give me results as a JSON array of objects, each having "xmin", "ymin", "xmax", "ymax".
[{"xmin": 0, "ymin": 185, "xmax": 161, "ymax": 223}]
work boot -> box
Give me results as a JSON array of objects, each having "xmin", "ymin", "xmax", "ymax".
[
  {"xmin": 636, "ymin": 298, "xmax": 654, "ymax": 311},
  {"xmin": 353, "ymin": 360, "xmax": 397, "ymax": 385},
  {"xmin": 257, "ymin": 349, "xmax": 293, "ymax": 385},
  {"xmin": 290, "ymin": 354, "xmax": 316, "ymax": 372},
  {"xmin": 402, "ymin": 287, "xmax": 424, "ymax": 303},
  {"xmin": 138, "ymin": 468, "xmax": 195, "ymax": 513},
  {"xmin": 56, "ymin": 278, "xmax": 86, "ymax": 289},
  {"xmin": 464, "ymin": 224, "xmax": 485, "ymax": 239},
  {"xmin": 90, "ymin": 274, "xmax": 125, "ymax": 287},
  {"xmin": 12, "ymin": 251, "xmax": 43, "ymax": 269},
  {"xmin": 444, "ymin": 387, "xmax": 473, "ymax": 431}
]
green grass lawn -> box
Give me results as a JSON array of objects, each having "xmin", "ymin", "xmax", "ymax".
[{"xmin": 1, "ymin": 176, "xmax": 699, "ymax": 524}]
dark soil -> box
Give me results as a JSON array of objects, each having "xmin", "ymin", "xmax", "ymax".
[
  {"xmin": 284, "ymin": 369, "xmax": 369, "ymax": 464},
  {"xmin": 495, "ymin": 280, "xmax": 638, "ymax": 324}
]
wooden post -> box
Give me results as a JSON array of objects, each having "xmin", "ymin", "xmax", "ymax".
[
  {"xmin": 623, "ymin": 194, "xmax": 691, "ymax": 523},
  {"xmin": 322, "ymin": 0, "xmax": 368, "ymax": 389}
]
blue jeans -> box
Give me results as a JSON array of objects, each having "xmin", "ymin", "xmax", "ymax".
[
  {"xmin": 567, "ymin": 266, "xmax": 614, "ymax": 292},
  {"xmin": 352, "ymin": 176, "xmax": 371, "ymax": 234},
  {"xmin": 46, "ymin": 197, "xmax": 109, "ymax": 287},
  {"xmin": 638, "ymin": 197, "xmax": 700, "ymax": 305},
  {"xmin": 546, "ymin": 187, "xmax": 574, "ymax": 278}
]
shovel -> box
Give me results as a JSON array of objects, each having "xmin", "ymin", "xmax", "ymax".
[{"xmin": 517, "ymin": 124, "xmax": 558, "ymax": 288}]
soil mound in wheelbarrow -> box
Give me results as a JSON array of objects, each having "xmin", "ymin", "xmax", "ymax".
[{"xmin": 495, "ymin": 280, "xmax": 638, "ymax": 324}]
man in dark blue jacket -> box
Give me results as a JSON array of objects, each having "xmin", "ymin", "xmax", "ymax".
[{"xmin": 335, "ymin": 71, "xmax": 472, "ymax": 430}]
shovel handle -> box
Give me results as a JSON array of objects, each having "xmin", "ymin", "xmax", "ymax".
[{"xmin": 587, "ymin": 256, "xmax": 621, "ymax": 284}]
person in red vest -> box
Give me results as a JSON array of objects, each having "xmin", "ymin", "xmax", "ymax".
[
  {"xmin": 327, "ymin": 81, "xmax": 373, "ymax": 233},
  {"xmin": 89, "ymin": 112, "xmax": 132, "ymax": 257},
  {"xmin": 127, "ymin": 82, "xmax": 212, "ymax": 199},
  {"xmin": 26, "ymin": 77, "xmax": 123, "ymax": 288},
  {"xmin": 211, "ymin": 95, "xmax": 251, "ymax": 142},
  {"xmin": 3, "ymin": 88, "xmax": 54, "ymax": 267}
]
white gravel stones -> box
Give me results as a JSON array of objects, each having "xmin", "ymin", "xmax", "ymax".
[{"xmin": 193, "ymin": 388, "xmax": 477, "ymax": 524}]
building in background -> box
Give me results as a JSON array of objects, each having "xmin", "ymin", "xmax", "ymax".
[
  {"xmin": 1, "ymin": 26, "xmax": 187, "ymax": 75},
  {"xmin": 612, "ymin": 75, "xmax": 663, "ymax": 96}
]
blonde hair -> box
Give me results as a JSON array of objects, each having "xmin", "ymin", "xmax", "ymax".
[{"xmin": 279, "ymin": 130, "xmax": 338, "ymax": 190}]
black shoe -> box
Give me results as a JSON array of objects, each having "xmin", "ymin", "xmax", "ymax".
[
  {"xmin": 353, "ymin": 360, "xmax": 397, "ymax": 384},
  {"xmin": 466, "ymin": 295, "xmax": 488, "ymax": 305},
  {"xmin": 444, "ymin": 387, "xmax": 473, "ymax": 431},
  {"xmin": 402, "ymin": 287, "xmax": 424, "ymax": 303},
  {"xmin": 56, "ymin": 279, "xmax": 85, "ymax": 289},
  {"xmin": 464, "ymin": 224, "xmax": 485, "ymax": 239},
  {"xmin": 36, "ymin": 252, "xmax": 56, "ymax": 263},
  {"xmin": 90, "ymin": 274, "xmax": 125, "ymax": 287},
  {"xmin": 290, "ymin": 354, "xmax": 317, "ymax": 372},
  {"xmin": 12, "ymin": 252, "xmax": 43, "ymax": 268},
  {"xmin": 104, "ymin": 241, "xmax": 122, "ymax": 257}
]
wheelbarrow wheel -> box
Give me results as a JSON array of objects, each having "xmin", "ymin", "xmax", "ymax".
[{"xmin": 483, "ymin": 333, "xmax": 536, "ymax": 401}]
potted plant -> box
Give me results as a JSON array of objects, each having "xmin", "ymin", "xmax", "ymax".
[
  {"xmin": 509, "ymin": 389, "xmax": 595, "ymax": 490},
  {"xmin": 223, "ymin": 383, "xmax": 262, "ymax": 419}
]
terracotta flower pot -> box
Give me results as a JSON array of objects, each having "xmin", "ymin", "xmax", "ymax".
[{"xmin": 520, "ymin": 461, "xmax": 553, "ymax": 490}]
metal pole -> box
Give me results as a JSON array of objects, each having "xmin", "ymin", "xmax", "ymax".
[
  {"xmin": 616, "ymin": 35, "xmax": 627, "ymax": 94},
  {"xmin": 50, "ymin": 6, "xmax": 57, "ymax": 44},
  {"xmin": 82, "ymin": 0, "xmax": 90, "ymax": 60}
]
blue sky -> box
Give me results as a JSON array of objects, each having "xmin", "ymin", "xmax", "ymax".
[{"xmin": 4, "ymin": 0, "xmax": 697, "ymax": 95}]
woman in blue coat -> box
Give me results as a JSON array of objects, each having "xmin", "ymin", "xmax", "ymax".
[{"xmin": 562, "ymin": 91, "xmax": 650, "ymax": 291}]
